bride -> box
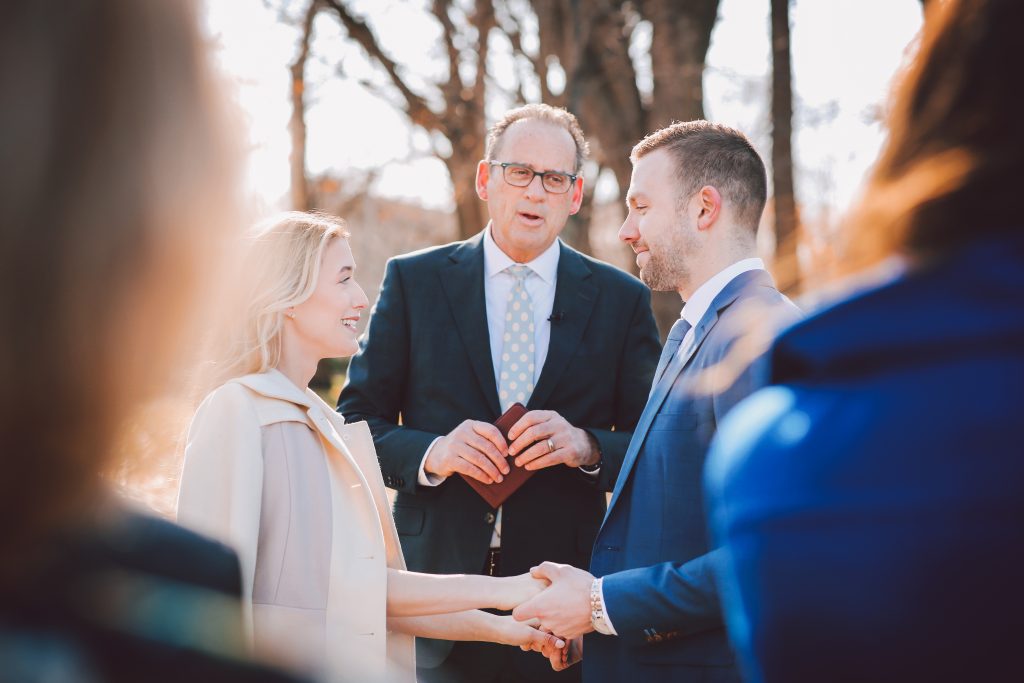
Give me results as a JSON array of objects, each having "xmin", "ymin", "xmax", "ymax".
[{"xmin": 177, "ymin": 212, "xmax": 562, "ymax": 682}]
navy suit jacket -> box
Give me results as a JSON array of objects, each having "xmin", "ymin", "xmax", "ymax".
[
  {"xmin": 586, "ymin": 269, "xmax": 800, "ymax": 683},
  {"xmin": 339, "ymin": 232, "xmax": 661, "ymax": 671},
  {"xmin": 706, "ymin": 232, "xmax": 1024, "ymax": 683}
]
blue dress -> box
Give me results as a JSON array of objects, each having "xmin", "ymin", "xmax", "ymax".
[{"xmin": 705, "ymin": 232, "xmax": 1024, "ymax": 683}]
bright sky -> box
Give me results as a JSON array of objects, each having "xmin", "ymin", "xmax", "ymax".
[{"xmin": 203, "ymin": 0, "xmax": 922, "ymax": 222}]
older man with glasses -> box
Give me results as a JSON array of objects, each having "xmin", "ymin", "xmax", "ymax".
[{"xmin": 339, "ymin": 103, "xmax": 661, "ymax": 683}]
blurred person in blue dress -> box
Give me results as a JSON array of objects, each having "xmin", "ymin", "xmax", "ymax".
[{"xmin": 705, "ymin": 1, "xmax": 1024, "ymax": 681}]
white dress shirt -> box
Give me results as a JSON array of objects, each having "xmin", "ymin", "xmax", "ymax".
[
  {"xmin": 595, "ymin": 256, "xmax": 766, "ymax": 636},
  {"xmin": 417, "ymin": 226, "xmax": 561, "ymax": 547},
  {"xmin": 677, "ymin": 257, "xmax": 766, "ymax": 354}
]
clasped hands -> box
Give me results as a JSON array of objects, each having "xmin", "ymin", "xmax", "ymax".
[
  {"xmin": 513, "ymin": 562, "xmax": 596, "ymax": 671},
  {"xmin": 425, "ymin": 410, "xmax": 599, "ymax": 484}
]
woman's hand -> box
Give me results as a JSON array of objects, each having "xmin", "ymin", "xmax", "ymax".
[
  {"xmin": 496, "ymin": 572, "xmax": 549, "ymax": 611},
  {"xmin": 490, "ymin": 615, "xmax": 565, "ymax": 658}
]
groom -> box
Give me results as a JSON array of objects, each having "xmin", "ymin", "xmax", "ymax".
[{"xmin": 514, "ymin": 121, "xmax": 801, "ymax": 683}]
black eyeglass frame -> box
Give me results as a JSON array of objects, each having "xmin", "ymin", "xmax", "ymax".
[{"xmin": 487, "ymin": 161, "xmax": 579, "ymax": 194}]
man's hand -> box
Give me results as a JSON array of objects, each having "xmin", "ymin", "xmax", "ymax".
[
  {"xmin": 512, "ymin": 562, "xmax": 596, "ymax": 639},
  {"xmin": 507, "ymin": 411, "xmax": 599, "ymax": 470},
  {"xmin": 425, "ymin": 419, "xmax": 509, "ymax": 484},
  {"xmin": 546, "ymin": 636, "xmax": 582, "ymax": 671}
]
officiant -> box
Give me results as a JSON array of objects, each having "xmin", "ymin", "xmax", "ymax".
[{"xmin": 339, "ymin": 103, "xmax": 660, "ymax": 683}]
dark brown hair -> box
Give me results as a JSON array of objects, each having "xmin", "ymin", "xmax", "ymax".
[
  {"xmin": 844, "ymin": 0, "xmax": 1023, "ymax": 267},
  {"xmin": 485, "ymin": 104, "xmax": 590, "ymax": 173},
  {"xmin": 631, "ymin": 120, "xmax": 768, "ymax": 233},
  {"xmin": 0, "ymin": 1, "xmax": 237, "ymax": 580}
]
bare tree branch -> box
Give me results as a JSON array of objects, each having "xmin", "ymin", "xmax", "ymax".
[
  {"xmin": 321, "ymin": 0, "xmax": 445, "ymax": 132},
  {"xmin": 431, "ymin": 0, "xmax": 464, "ymax": 103}
]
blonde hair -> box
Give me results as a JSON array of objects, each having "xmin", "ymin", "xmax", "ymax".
[{"xmin": 206, "ymin": 212, "xmax": 350, "ymax": 388}]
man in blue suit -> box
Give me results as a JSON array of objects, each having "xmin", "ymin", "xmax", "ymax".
[{"xmin": 514, "ymin": 121, "xmax": 800, "ymax": 683}]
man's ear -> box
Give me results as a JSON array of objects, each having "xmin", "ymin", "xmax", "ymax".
[
  {"xmin": 475, "ymin": 160, "xmax": 491, "ymax": 201},
  {"xmin": 695, "ymin": 185, "xmax": 722, "ymax": 231},
  {"xmin": 568, "ymin": 176, "xmax": 585, "ymax": 216}
]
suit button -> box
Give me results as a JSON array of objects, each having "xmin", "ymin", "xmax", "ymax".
[{"xmin": 485, "ymin": 512, "xmax": 496, "ymax": 524}]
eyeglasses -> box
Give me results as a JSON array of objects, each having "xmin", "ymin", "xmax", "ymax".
[{"xmin": 488, "ymin": 162, "xmax": 578, "ymax": 194}]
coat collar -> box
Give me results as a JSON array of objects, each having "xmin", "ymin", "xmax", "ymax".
[
  {"xmin": 528, "ymin": 242, "xmax": 596, "ymax": 410},
  {"xmin": 232, "ymin": 368, "xmax": 323, "ymax": 410},
  {"xmin": 440, "ymin": 232, "xmax": 501, "ymax": 416},
  {"xmin": 771, "ymin": 233, "xmax": 1024, "ymax": 383},
  {"xmin": 606, "ymin": 268, "xmax": 777, "ymax": 515}
]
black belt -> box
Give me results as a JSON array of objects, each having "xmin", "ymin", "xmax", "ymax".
[{"xmin": 484, "ymin": 548, "xmax": 501, "ymax": 577}]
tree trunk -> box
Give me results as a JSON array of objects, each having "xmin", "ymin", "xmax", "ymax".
[
  {"xmin": 771, "ymin": 0, "xmax": 800, "ymax": 294},
  {"xmin": 447, "ymin": 156, "xmax": 487, "ymax": 240},
  {"xmin": 288, "ymin": 0, "xmax": 319, "ymax": 211}
]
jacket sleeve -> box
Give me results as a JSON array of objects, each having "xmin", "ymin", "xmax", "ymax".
[
  {"xmin": 587, "ymin": 283, "xmax": 661, "ymax": 491},
  {"xmin": 176, "ymin": 382, "xmax": 265, "ymax": 625},
  {"xmin": 600, "ymin": 549, "xmax": 725, "ymax": 646},
  {"xmin": 338, "ymin": 258, "xmax": 441, "ymax": 494}
]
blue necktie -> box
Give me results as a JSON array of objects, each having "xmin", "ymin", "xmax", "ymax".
[{"xmin": 652, "ymin": 317, "xmax": 692, "ymax": 385}]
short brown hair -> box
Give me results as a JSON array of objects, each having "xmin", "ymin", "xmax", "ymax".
[
  {"xmin": 485, "ymin": 104, "xmax": 590, "ymax": 173},
  {"xmin": 631, "ymin": 120, "xmax": 767, "ymax": 232}
]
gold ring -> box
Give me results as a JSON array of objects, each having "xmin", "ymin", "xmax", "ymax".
[{"xmin": 546, "ymin": 438, "xmax": 555, "ymax": 453}]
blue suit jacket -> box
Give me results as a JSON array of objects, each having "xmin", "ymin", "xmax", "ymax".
[
  {"xmin": 586, "ymin": 269, "xmax": 800, "ymax": 683},
  {"xmin": 706, "ymin": 232, "xmax": 1024, "ymax": 683}
]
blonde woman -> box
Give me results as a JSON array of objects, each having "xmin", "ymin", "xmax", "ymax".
[{"xmin": 177, "ymin": 212, "xmax": 561, "ymax": 683}]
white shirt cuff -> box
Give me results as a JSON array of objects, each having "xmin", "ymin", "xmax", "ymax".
[
  {"xmin": 578, "ymin": 465, "xmax": 601, "ymax": 478},
  {"xmin": 596, "ymin": 578, "xmax": 618, "ymax": 635},
  {"xmin": 417, "ymin": 437, "xmax": 448, "ymax": 487}
]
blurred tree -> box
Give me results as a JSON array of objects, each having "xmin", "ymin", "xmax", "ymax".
[
  {"xmin": 288, "ymin": 0, "xmax": 320, "ymax": 211},
  {"xmin": 320, "ymin": 0, "xmax": 493, "ymax": 240},
  {"xmin": 288, "ymin": 0, "xmax": 722, "ymax": 335},
  {"xmin": 771, "ymin": 0, "xmax": 800, "ymax": 293}
]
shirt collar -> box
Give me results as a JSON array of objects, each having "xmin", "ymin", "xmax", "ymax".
[
  {"xmin": 483, "ymin": 223, "xmax": 561, "ymax": 285},
  {"xmin": 681, "ymin": 257, "xmax": 766, "ymax": 327}
]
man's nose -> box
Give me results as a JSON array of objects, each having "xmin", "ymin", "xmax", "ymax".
[
  {"xmin": 523, "ymin": 172, "xmax": 546, "ymax": 199},
  {"xmin": 618, "ymin": 217, "xmax": 637, "ymax": 243}
]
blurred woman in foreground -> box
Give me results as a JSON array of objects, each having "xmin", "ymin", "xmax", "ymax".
[
  {"xmin": 706, "ymin": 1, "xmax": 1024, "ymax": 682},
  {"xmin": 0, "ymin": 1, "xmax": 304, "ymax": 681},
  {"xmin": 177, "ymin": 212, "xmax": 563, "ymax": 683}
]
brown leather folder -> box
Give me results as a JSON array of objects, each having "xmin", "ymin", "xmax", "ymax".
[{"xmin": 460, "ymin": 402, "xmax": 535, "ymax": 509}]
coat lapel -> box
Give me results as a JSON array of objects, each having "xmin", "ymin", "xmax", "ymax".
[
  {"xmin": 438, "ymin": 233, "xmax": 502, "ymax": 417},
  {"xmin": 528, "ymin": 243, "xmax": 597, "ymax": 410},
  {"xmin": 605, "ymin": 269, "xmax": 774, "ymax": 517}
]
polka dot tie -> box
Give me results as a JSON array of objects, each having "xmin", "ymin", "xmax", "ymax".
[{"xmin": 498, "ymin": 265, "xmax": 536, "ymax": 411}]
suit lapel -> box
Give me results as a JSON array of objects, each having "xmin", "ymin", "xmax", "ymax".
[
  {"xmin": 605, "ymin": 269, "xmax": 774, "ymax": 517},
  {"xmin": 438, "ymin": 234, "xmax": 502, "ymax": 417},
  {"xmin": 528, "ymin": 244, "xmax": 597, "ymax": 410}
]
